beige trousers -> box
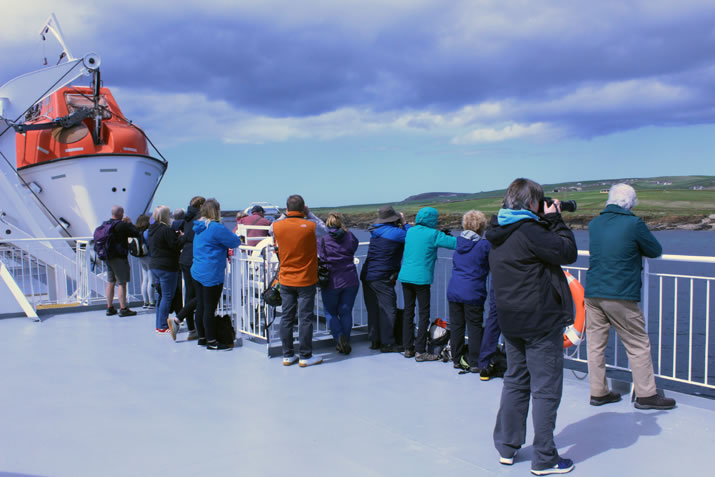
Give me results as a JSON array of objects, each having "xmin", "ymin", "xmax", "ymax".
[{"xmin": 585, "ymin": 297, "xmax": 657, "ymax": 398}]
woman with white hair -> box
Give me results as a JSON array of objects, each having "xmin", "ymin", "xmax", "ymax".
[{"xmin": 147, "ymin": 205, "xmax": 184, "ymax": 338}]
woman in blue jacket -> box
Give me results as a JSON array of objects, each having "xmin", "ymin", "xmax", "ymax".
[
  {"xmin": 398, "ymin": 207, "xmax": 456, "ymax": 361},
  {"xmin": 191, "ymin": 198, "xmax": 241, "ymax": 350},
  {"xmin": 446, "ymin": 210, "xmax": 490, "ymax": 372}
]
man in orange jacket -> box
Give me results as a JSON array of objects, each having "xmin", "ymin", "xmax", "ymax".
[{"xmin": 271, "ymin": 194, "xmax": 327, "ymax": 367}]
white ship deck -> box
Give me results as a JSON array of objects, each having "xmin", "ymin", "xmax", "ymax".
[{"xmin": 1, "ymin": 307, "xmax": 713, "ymax": 477}]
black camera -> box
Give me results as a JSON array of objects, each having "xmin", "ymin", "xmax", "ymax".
[{"xmin": 542, "ymin": 197, "xmax": 577, "ymax": 213}]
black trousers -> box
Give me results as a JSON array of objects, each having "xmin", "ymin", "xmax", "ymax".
[
  {"xmin": 194, "ymin": 280, "xmax": 223, "ymax": 342},
  {"xmin": 448, "ymin": 301, "xmax": 484, "ymax": 368},
  {"xmin": 402, "ymin": 283, "xmax": 431, "ymax": 353},
  {"xmin": 180, "ymin": 264, "xmax": 196, "ymax": 331},
  {"xmin": 362, "ymin": 279, "xmax": 398, "ymax": 345}
]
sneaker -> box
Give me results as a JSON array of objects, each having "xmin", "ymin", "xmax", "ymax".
[
  {"xmin": 106, "ymin": 306, "xmax": 117, "ymax": 316},
  {"xmin": 207, "ymin": 340, "xmax": 232, "ymax": 350},
  {"xmin": 187, "ymin": 330, "xmax": 199, "ymax": 341},
  {"xmin": 146, "ymin": 302, "xmax": 156, "ymax": 309},
  {"xmin": 380, "ymin": 344, "xmax": 403, "ymax": 353},
  {"xmin": 155, "ymin": 328, "xmax": 170, "ymax": 334},
  {"xmin": 634, "ymin": 394, "xmax": 676, "ymax": 410},
  {"xmin": 283, "ymin": 356, "xmax": 299, "ymax": 366},
  {"xmin": 590, "ymin": 391, "xmax": 622, "ymax": 406},
  {"xmin": 142, "ymin": 303, "xmax": 150, "ymax": 309},
  {"xmin": 197, "ymin": 337, "xmax": 207, "ymax": 346},
  {"xmin": 470, "ymin": 366, "xmax": 481, "ymax": 374},
  {"xmin": 369, "ymin": 341, "xmax": 381, "ymax": 350},
  {"xmin": 480, "ymin": 363, "xmax": 497, "ymax": 381},
  {"xmin": 415, "ymin": 352, "xmax": 439, "ymax": 362},
  {"xmin": 499, "ymin": 449, "xmax": 518, "ymax": 465},
  {"xmin": 118, "ymin": 307, "xmax": 137, "ymax": 317},
  {"xmin": 403, "ymin": 349, "xmax": 415, "ymax": 358},
  {"xmin": 167, "ymin": 317, "xmax": 179, "ymax": 341},
  {"xmin": 299, "ymin": 356, "xmax": 323, "ymax": 367},
  {"xmin": 531, "ymin": 458, "xmax": 574, "ymax": 475}
]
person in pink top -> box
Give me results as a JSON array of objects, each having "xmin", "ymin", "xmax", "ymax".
[{"xmin": 238, "ymin": 205, "xmax": 271, "ymax": 247}]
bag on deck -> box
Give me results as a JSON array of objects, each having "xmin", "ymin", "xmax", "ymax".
[
  {"xmin": 93, "ymin": 219, "xmax": 119, "ymax": 261},
  {"xmin": 216, "ymin": 314, "xmax": 236, "ymax": 346},
  {"xmin": 427, "ymin": 318, "xmax": 452, "ymax": 362}
]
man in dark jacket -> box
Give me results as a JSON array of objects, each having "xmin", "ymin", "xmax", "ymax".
[
  {"xmin": 360, "ymin": 205, "xmax": 409, "ymax": 352},
  {"xmin": 486, "ymin": 178, "xmax": 576, "ymax": 475},
  {"xmin": 104, "ymin": 205, "xmax": 140, "ymax": 317},
  {"xmin": 585, "ymin": 183, "xmax": 675, "ymax": 410}
]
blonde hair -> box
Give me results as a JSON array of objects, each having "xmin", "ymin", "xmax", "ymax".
[
  {"xmin": 151, "ymin": 205, "xmax": 171, "ymax": 226},
  {"xmin": 325, "ymin": 211, "xmax": 346, "ymax": 230},
  {"xmin": 200, "ymin": 198, "xmax": 221, "ymax": 222},
  {"xmin": 462, "ymin": 210, "xmax": 487, "ymax": 234}
]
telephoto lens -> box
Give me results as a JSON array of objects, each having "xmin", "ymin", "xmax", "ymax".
[{"xmin": 560, "ymin": 200, "xmax": 577, "ymax": 212}]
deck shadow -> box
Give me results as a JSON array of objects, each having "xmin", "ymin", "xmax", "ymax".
[{"xmin": 555, "ymin": 411, "xmax": 665, "ymax": 462}]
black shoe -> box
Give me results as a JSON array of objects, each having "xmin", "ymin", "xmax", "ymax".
[
  {"xmin": 207, "ymin": 340, "xmax": 233, "ymax": 350},
  {"xmin": 338, "ymin": 335, "xmax": 349, "ymax": 354},
  {"xmin": 197, "ymin": 337, "xmax": 207, "ymax": 346},
  {"xmin": 480, "ymin": 363, "xmax": 497, "ymax": 381},
  {"xmin": 415, "ymin": 352, "xmax": 439, "ymax": 362},
  {"xmin": 106, "ymin": 306, "xmax": 117, "ymax": 316},
  {"xmin": 380, "ymin": 344, "xmax": 403, "ymax": 353},
  {"xmin": 118, "ymin": 307, "xmax": 137, "ymax": 317},
  {"xmin": 635, "ymin": 394, "xmax": 676, "ymax": 410},
  {"xmin": 369, "ymin": 341, "xmax": 381, "ymax": 350},
  {"xmin": 470, "ymin": 366, "xmax": 482, "ymax": 374},
  {"xmin": 403, "ymin": 349, "xmax": 415, "ymax": 358},
  {"xmin": 590, "ymin": 391, "xmax": 622, "ymax": 406}
]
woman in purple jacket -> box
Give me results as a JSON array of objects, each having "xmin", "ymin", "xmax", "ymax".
[{"xmin": 318, "ymin": 212, "xmax": 360, "ymax": 354}]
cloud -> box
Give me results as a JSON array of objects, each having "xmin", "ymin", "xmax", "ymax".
[{"xmin": 2, "ymin": 0, "xmax": 715, "ymax": 143}]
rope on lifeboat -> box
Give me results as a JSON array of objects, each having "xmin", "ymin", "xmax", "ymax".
[{"xmin": 0, "ymin": 60, "xmax": 84, "ymax": 236}]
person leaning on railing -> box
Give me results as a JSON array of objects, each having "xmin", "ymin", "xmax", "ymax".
[
  {"xmin": 486, "ymin": 178, "xmax": 576, "ymax": 475},
  {"xmin": 585, "ymin": 183, "xmax": 676, "ymax": 411}
]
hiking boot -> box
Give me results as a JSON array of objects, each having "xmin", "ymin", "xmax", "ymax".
[
  {"xmin": 167, "ymin": 317, "xmax": 180, "ymax": 341},
  {"xmin": 499, "ymin": 449, "xmax": 518, "ymax": 466},
  {"xmin": 118, "ymin": 307, "xmax": 136, "ymax": 317},
  {"xmin": 415, "ymin": 352, "xmax": 439, "ymax": 362},
  {"xmin": 299, "ymin": 356, "xmax": 323, "ymax": 367},
  {"xmin": 106, "ymin": 306, "xmax": 117, "ymax": 316},
  {"xmin": 338, "ymin": 335, "xmax": 349, "ymax": 354},
  {"xmin": 403, "ymin": 349, "xmax": 415, "ymax": 358},
  {"xmin": 207, "ymin": 340, "xmax": 232, "ymax": 350},
  {"xmin": 480, "ymin": 363, "xmax": 497, "ymax": 381},
  {"xmin": 590, "ymin": 391, "xmax": 622, "ymax": 406},
  {"xmin": 634, "ymin": 394, "xmax": 676, "ymax": 410},
  {"xmin": 531, "ymin": 458, "xmax": 574, "ymax": 475},
  {"xmin": 380, "ymin": 344, "xmax": 403, "ymax": 353},
  {"xmin": 283, "ymin": 356, "xmax": 299, "ymax": 366},
  {"xmin": 187, "ymin": 329, "xmax": 199, "ymax": 341}
]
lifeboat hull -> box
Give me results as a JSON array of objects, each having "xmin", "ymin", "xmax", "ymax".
[{"xmin": 17, "ymin": 153, "xmax": 166, "ymax": 238}]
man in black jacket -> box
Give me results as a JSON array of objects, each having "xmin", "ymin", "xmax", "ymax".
[
  {"xmin": 486, "ymin": 178, "xmax": 577, "ymax": 475},
  {"xmin": 104, "ymin": 205, "xmax": 140, "ymax": 317}
]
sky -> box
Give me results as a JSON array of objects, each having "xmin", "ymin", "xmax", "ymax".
[{"xmin": 1, "ymin": 0, "xmax": 715, "ymax": 210}]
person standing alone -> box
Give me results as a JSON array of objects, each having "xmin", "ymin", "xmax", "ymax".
[
  {"xmin": 585, "ymin": 183, "xmax": 676, "ymax": 410},
  {"xmin": 99, "ymin": 205, "xmax": 140, "ymax": 317}
]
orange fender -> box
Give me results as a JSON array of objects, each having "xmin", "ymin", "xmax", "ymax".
[{"xmin": 563, "ymin": 271, "xmax": 585, "ymax": 348}]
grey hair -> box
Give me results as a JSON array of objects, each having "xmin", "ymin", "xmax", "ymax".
[
  {"xmin": 152, "ymin": 205, "xmax": 172, "ymax": 226},
  {"xmin": 111, "ymin": 205, "xmax": 124, "ymax": 219},
  {"xmin": 172, "ymin": 208, "xmax": 185, "ymax": 220},
  {"xmin": 607, "ymin": 183, "xmax": 638, "ymax": 210}
]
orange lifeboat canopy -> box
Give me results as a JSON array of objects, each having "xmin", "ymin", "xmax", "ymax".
[{"xmin": 15, "ymin": 86, "xmax": 149, "ymax": 169}]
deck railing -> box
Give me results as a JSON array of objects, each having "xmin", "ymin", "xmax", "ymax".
[{"xmin": 2, "ymin": 235, "xmax": 714, "ymax": 394}]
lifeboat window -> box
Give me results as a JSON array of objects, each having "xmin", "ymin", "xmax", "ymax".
[{"xmin": 66, "ymin": 94, "xmax": 113, "ymax": 119}]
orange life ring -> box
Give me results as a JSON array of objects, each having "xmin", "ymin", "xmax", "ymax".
[{"xmin": 563, "ymin": 271, "xmax": 585, "ymax": 348}]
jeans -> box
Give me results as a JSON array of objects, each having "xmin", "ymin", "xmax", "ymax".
[
  {"xmin": 151, "ymin": 269, "xmax": 178, "ymax": 330},
  {"xmin": 479, "ymin": 297, "xmax": 502, "ymax": 369},
  {"xmin": 194, "ymin": 280, "xmax": 223, "ymax": 342},
  {"xmin": 321, "ymin": 286, "xmax": 359, "ymax": 343},
  {"xmin": 493, "ymin": 328, "xmax": 564, "ymax": 471},
  {"xmin": 280, "ymin": 285, "xmax": 316, "ymax": 359},
  {"xmin": 448, "ymin": 302, "xmax": 484, "ymax": 368},
  {"xmin": 180, "ymin": 264, "xmax": 196, "ymax": 331},
  {"xmin": 362, "ymin": 279, "xmax": 398, "ymax": 345},
  {"xmin": 402, "ymin": 283, "xmax": 431, "ymax": 353}
]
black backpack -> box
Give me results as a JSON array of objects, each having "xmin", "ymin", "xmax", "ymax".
[
  {"xmin": 216, "ymin": 314, "xmax": 236, "ymax": 346},
  {"xmin": 93, "ymin": 219, "xmax": 120, "ymax": 261},
  {"xmin": 128, "ymin": 234, "xmax": 149, "ymax": 258}
]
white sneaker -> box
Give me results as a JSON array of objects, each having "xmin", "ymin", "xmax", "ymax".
[
  {"xmin": 299, "ymin": 356, "xmax": 323, "ymax": 367},
  {"xmin": 499, "ymin": 449, "xmax": 518, "ymax": 465},
  {"xmin": 282, "ymin": 356, "xmax": 299, "ymax": 366}
]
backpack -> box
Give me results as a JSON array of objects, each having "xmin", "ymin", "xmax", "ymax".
[
  {"xmin": 128, "ymin": 234, "xmax": 149, "ymax": 257},
  {"xmin": 427, "ymin": 318, "xmax": 452, "ymax": 362},
  {"xmin": 216, "ymin": 314, "xmax": 236, "ymax": 346},
  {"xmin": 93, "ymin": 219, "xmax": 120, "ymax": 261}
]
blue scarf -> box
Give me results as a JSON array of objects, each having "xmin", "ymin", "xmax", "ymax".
[{"xmin": 497, "ymin": 208, "xmax": 539, "ymax": 226}]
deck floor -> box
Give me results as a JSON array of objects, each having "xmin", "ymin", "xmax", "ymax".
[{"xmin": 0, "ymin": 308, "xmax": 713, "ymax": 477}]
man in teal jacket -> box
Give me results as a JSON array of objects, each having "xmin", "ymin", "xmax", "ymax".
[
  {"xmin": 398, "ymin": 207, "xmax": 456, "ymax": 361},
  {"xmin": 585, "ymin": 183, "xmax": 676, "ymax": 410}
]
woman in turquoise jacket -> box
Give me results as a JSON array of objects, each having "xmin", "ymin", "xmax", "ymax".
[{"xmin": 398, "ymin": 207, "xmax": 456, "ymax": 360}]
